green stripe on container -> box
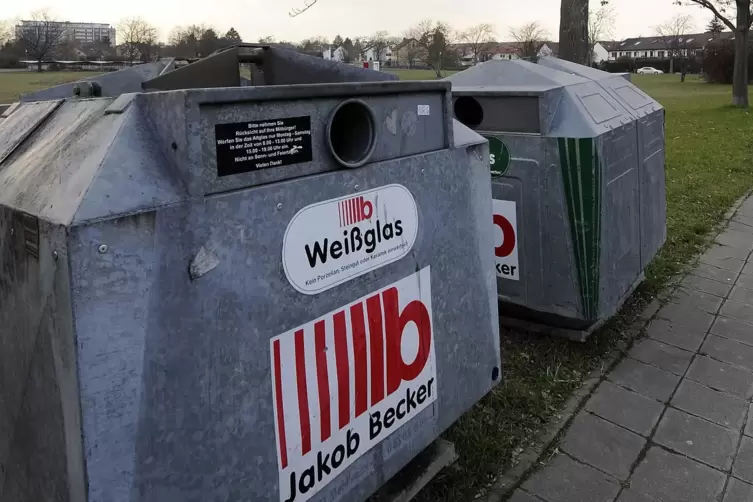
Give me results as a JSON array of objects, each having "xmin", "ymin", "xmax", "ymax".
[{"xmin": 558, "ymin": 138, "xmax": 602, "ymax": 320}]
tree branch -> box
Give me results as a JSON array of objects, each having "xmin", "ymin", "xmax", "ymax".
[
  {"xmin": 289, "ymin": 0, "xmax": 318, "ymax": 17},
  {"xmin": 684, "ymin": 0, "xmax": 735, "ymax": 30}
]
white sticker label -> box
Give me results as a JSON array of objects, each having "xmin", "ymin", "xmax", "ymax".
[
  {"xmin": 271, "ymin": 267, "xmax": 436, "ymax": 502},
  {"xmin": 493, "ymin": 199, "xmax": 519, "ymax": 280},
  {"xmin": 417, "ymin": 105, "xmax": 430, "ymax": 116},
  {"xmin": 283, "ymin": 184, "xmax": 418, "ymax": 295}
]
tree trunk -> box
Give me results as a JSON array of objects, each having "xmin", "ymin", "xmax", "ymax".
[
  {"xmin": 37, "ymin": 60, "xmax": 42, "ymax": 72},
  {"xmin": 732, "ymin": 11, "xmax": 749, "ymax": 107},
  {"xmin": 669, "ymin": 57, "xmax": 674, "ymax": 74},
  {"xmin": 558, "ymin": 0, "xmax": 589, "ymax": 64}
]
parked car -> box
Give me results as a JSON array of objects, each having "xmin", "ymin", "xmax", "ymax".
[{"xmin": 637, "ymin": 67, "xmax": 664, "ymax": 75}]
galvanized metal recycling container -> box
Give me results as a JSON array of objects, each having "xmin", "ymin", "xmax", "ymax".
[
  {"xmin": 0, "ymin": 44, "xmax": 501, "ymax": 502},
  {"xmin": 446, "ymin": 58, "xmax": 666, "ymax": 339}
]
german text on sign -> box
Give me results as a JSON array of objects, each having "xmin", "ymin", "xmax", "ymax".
[
  {"xmin": 270, "ymin": 268, "xmax": 436, "ymax": 502},
  {"xmin": 282, "ymin": 184, "xmax": 418, "ymax": 295}
]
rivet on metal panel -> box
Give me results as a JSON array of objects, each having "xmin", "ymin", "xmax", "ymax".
[
  {"xmin": 276, "ymin": 203, "xmax": 283, "ymax": 210},
  {"xmin": 52, "ymin": 250, "xmax": 58, "ymax": 260},
  {"xmin": 354, "ymin": 185, "xmax": 359, "ymax": 191},
  {"xmin": 98, "ymin": 244, "xmax": 108, "ymax": 254}
]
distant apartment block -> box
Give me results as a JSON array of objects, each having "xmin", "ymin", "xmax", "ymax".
[{"xmin": 15, "ymin": 21, "xmax": 117, "ymax": 47}]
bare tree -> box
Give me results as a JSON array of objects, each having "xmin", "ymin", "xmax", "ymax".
[
  {"xmin": 675, "ymin": 0, "xmax": 753, "ymax": 107},
  {"xmin": 655, "ymin": 14, "xmax": 693, "ymax": 75},
  {"xmin": 366, "ymin": 30, "xmax": 389, "ymax": 62},
  {"xmin": 458, "ymin": 23, "xmax": 496, "ymax": 64},
  {"xmin": 509, "ymin": 22, "xmax": 549, "ymax": 58},
  {"xmin": 0, "ymin": 20, "xmax": 12, "ymax": 47},
  {"xmin": 118, "ymin": 18, "xmax": 158, "ymax": 62},
  {"xmin": 560, "ymin": 0, "xmax": 590, "ymax": 63},
  {"xmin": 405, "ymin": 20, "xmax": 454, "ymax": 77},
  {"xmin": 16, "ymin": 10, "xmax": 66, "ymax": 71},
  {"xmin": 588, "ymin": 4, "xmax": 615, "ymax": 64}
]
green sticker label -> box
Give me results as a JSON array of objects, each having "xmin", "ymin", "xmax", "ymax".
[{"xmin": 486, "ymin": 136, "xmax": 511, "ymax": 176}]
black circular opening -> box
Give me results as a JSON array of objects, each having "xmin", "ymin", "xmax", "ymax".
[
  {"xmin": 327, "ymin": 100, "xmax": 377, "ymax": 168},
  {"xmin": 454, "ymin": 96, "xmax": 484, "ymax": 129},
  {"xmin": 491, "ymin": 366, "xmax": 500, "ymax": 382}
]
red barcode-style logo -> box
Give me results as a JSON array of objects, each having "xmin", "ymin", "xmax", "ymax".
[
  {"xmin": 338, "ymin": 196, "xmax": 374, "ymax": 227},
  {"xmin": 271, "ymin": 267, "xmax": 436, "ymax": 502}
]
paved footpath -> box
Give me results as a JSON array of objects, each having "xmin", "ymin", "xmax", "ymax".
[{"xmin": 510, "ymin": 195, "xmax": 753, "ymax": 502}]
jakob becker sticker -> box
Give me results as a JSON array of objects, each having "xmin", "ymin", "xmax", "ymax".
[{"xmin": 215, "ymin": 116, "xmax": 313, "ymax": 177}]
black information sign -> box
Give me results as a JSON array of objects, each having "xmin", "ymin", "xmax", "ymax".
[{"xmin": 214, "ymin": 116, "xmax": 313, "ymax": 177}]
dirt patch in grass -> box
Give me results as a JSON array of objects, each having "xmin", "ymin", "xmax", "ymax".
[{"xmin": 415, "ymin": 74, "xmax": 753, "ymax": 501}]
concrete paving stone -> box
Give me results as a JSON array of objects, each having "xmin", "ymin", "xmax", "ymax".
[
  {"xmin": 507, "ymin": 490, "xmax": 544, "ymax": 502},
  {"xmin": 681, "ymin": 274, "xmax": 734, "ymax": 298},
  {"xmin": 654, "ymin": 408, "xmax": 739, "ymax": 470},
  {"xmin": 628, "ymin": 339, "xmax": 694, "ymax": 376},
  {"xmin": 625, "ymin": 446, "xmax": 726, "ymax": 502},
  {"xmin": 671, "ymin": 378, "xmax": 747, "ymax": 429},
  {"xmin": 699, "ymin": 246, "xmax": 747, "ymax": 272},
  {"xmin": 609, "ymin": 358, "xmax": 681, "ymax": 402},
  {"xmin": 727, "ymin": 220, "xmax": 753, "ymax": 235},
  {"xmin": 729, "ymin": 286, "xmax": 753, "ymax": 306},
  {"xmin": 746, "ymin": 405, "xmax": 753, "ymax": 437},
  {"xmin": 669, "ymin": 287, "xmax": 725, "ymax": 314},
  {"xmin": 692, "ymin": 263, "xmax": 739, "ymax": 284},
  {"xmin": 723, "ymin": 477, "xmax": 753, "ymax": 502},
  {"xmin": 719, "ymin": 299, "xmax": 753, "ymax": 325},
  {"xmin": 657, "ymin": 301, "xmax": 716, "ymax": 332},
  {"xmin": 520, "ymin": 453, "xmax": 621, "ymax": 502},
  {"xmin": 733, "ymin": 436, "xmax": 753, "ymax": 484},
  {"xmin": 586, "ymin": 381, "xmax": 664, "ymax": 436},
  {"xmin": 736, "ymin": 273, "xmax": 753, "ymax": 291},
  {"xmin": 711, "ymin": 316, "xmax": 753, "ymax": 346},
  {"xmin": 686, "ymin": 356, "xmax": 753, "ymax": 399},
  {"xmin": 734, "ymin": 213, "xmax": 753, "ymax": 227},
  {"xmin": 737, "ymin": 199, "xmax": 753, "ymax": 218},
  {"xmin": 560, "ymin": 412, "xmax": 645, "ymax": 480},
  {"xmin": 715, "ymin": 229, "xmax": 753, "ymax": 253},
  {"xmin": 646, "ymin": 318, "xmax": 707, "ymax": 352},
  {"xmin": 743, "ymin": 261, "xmax": 753, "ymax": 277},
  {"xmin": 702, "ymin": 334, "xmax": 753, "ymax": 372}
]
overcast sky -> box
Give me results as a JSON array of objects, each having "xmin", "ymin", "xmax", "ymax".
[{"xmin": 2, "ymin": 0, "xmax": 715, "ymax": 43}]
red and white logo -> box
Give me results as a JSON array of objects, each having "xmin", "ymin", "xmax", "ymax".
[
  {"xmin": 339, "ymin": 196, "xmax": 374, "ymax": 227},
  {"xmin": 493, "ymin": 200, "xmax": 519, "ymax": 280},
  {"xmin": 283, "ymin": 184, "xmax": 419, "ymax": 295},
  {"xmin": 271, "ymin": 267, "xmax": 436, "ymax": 502}
]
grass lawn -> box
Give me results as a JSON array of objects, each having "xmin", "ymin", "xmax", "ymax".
[
  {"xmin": 385, "ymin": 68, "xmax": 458, "ymax": 80},
  {"xmin": 414, "ymin": 73, "xmax": 753, "ymax": 501},
  {"xmin": 0, "ymin": 71, "xmax": 103, "ymax": 103}
]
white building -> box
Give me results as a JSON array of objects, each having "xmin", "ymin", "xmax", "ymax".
[
  {"xmin": 15, "ymin": 21, "xmax": 116, "ymax": 47},
  {"xmin": 361, "ymin": 45, "xmax": 392, "ymax": 63},
  {"xmin": 592, "ymin": 42, "xmax": 611, "ymax": 64},
  {"xmin": 323, "ymin": 46, "xmax": 347, "ymax": 62}
]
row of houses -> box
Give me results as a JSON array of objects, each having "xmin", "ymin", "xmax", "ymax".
[
  {"xmin": 602, "ymin": 31, "xmax": 734, "ymax": 61},
  {"xmin": 323, "ymin": 31, "xmax": 734, "ymax": 68},
  {"xmin": 322, "ymin": 39, "xmax": 560, "ymax": 67}
]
